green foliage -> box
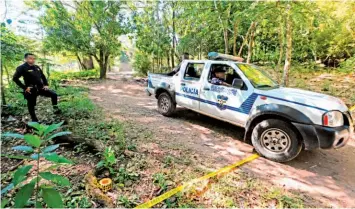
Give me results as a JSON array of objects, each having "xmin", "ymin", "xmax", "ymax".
[
  {"xmin": 65, "ymin": 195, "xmax": 92, "ymax": 208},
  {"xmin": 1, "ymin": 121, "xmax": 72, "ymax": 208},
  {"xmin": 96, "ymin": 147, "xmax": 117, "ymax": 174},
  {"xmin": 29, "ymin": 1, "xmax": 130, "ymax": 78},
  {"xmin": 133, "ymin": 51, "xmax": 152, "ymax": 76},
  {"xmin": 339, "ymin": 57, "xmax": 355, "ymax": 73},
  {"xmin": 153, "ymin": 173, "xmax": 168, "ymax": 191},
  {"xmin": 118, "ymin": 196, "xmax": 136, "ymax": 208},
  {"xmin": 113, "ymin": 167, "xmax": 139, "ymax": 185},
  {"xmin": 51, "ymin": 69, "xmax": 99, "ymax": 81},
  {"xmin": 41, "ymin": 187, "xmax": 64, "ymax": 208}
]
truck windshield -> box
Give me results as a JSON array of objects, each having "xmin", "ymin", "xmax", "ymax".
[{"xmin": 236, "ymin": 64, "xmax": 279, "ymax": 89}]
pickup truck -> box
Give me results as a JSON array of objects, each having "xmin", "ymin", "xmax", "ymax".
[{"xmin": 146, "ymin": 59, "xmax": 354, "ymax": 162}]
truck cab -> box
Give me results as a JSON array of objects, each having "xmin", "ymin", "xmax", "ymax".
[{"xmin": 146, "ymin": 58, "xmax": 353, "ymax": 162}]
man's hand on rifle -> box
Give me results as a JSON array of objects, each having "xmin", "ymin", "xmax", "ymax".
[{"xmin": 43, "ymin": 86, "xmax": 49, "ymax": 91}]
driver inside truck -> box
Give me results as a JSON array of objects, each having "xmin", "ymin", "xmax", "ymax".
[{"xmin": 211, "ymin": 66, "xmax": 231, "ymax": 87}]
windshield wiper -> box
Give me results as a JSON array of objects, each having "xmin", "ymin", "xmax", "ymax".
[{"xmin": 256, "ymin": 84, "xmax": 279, "ymax": 88}]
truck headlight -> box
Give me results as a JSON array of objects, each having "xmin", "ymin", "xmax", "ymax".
[{"xmin": 323, "ymin": 111, "xmax": 344, "ymax": 127}]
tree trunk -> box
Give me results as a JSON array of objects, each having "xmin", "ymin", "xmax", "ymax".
[
  {"xmin": 277, "ymin": 18, "xmax": 284, "ymax": 71},
  {"xmin": 83, "ymin": 56, "xmax": 94, "ymax": 70},
  {"xmin": 282, "ymin": 3, "xmax": 292, "ymax": 87},
  {"xmin": 247, "ymin": 22, "xmax": 257, "ymax": 63},
  {"xmin": 76, "ymin": 54, "xmax": 86, "ymax": 70},
  {"xmin": 167, "ymin": 51, "xmax": 170, "ymax": 68},
  {"xmin": 1, "ymin": 63, "xmax": 6, "ymax": 106},
  {"xmin": 233, "ymin": 20, "xmax": 239, "ymax": 56},
  {"xmin": 223, "ymin": 29, "xmax": 229, "ymax": 54},
  {"xmin": 172, "ymin": 1, "xmax": 176, "ymax": 67},
  {"xmin": 97, "ymin": 50, "xmax": 109, "ymax": 79},
  {"xmin": 238, "ymin": 22, "xmax": 254, "ymax": 57}
]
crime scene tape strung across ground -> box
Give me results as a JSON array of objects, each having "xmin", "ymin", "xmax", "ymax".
[{"xmin": 135, "ymin": 153, "xmax": 259, "ymax": 208}]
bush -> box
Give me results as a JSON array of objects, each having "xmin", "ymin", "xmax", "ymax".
[
  {"xmin": 133, "ymin": 52, "xmax": 151, "ymax": 76},
  {"xmin": 51, "ymin": 69, "xmax": 99, "ymax": 81},
  {"xmin": 339, "ymin": 57, "xmax": 355, "ymax": 73}
]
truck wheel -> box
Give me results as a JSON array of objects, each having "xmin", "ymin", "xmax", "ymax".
[
  {"xmin": 251, "ymin": 119, "xmax": 302, "ymax": 162},
  {"xmin": 157, "ymin": 92, "xmax": 176, "ymax": 117}
]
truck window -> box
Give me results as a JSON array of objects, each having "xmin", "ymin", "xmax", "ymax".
[
  {"xmin": 183, "ymin": 63, "xmax": 204, "ymax": 81},
  {"xmin": 208, "ymin": 64, "xmax": 241, "ymax": 85}
]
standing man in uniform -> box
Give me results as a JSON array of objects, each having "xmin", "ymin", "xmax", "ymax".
[{"xmin": 13, "ymin": 53, "xmax": 60, "ymax": 122}]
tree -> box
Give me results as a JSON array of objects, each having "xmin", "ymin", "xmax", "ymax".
[
  {"xmin": 282, "ymin": 2, "xmax": 292, "ymax": 86},
  {"xmin": 31, "ymin": 1, "xmax": 129, "ymax": 79},
  {"xmin": 0, "ymin": 26, "xmax": 32, "ymax": 105}
]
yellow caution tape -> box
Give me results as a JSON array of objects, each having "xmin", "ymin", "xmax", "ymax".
[{"xmin": 135, "ymin": 153, "xmax": 259, "ymax": 208}]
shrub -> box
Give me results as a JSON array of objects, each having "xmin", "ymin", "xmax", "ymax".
[
  {"xmin": 339, "ymin": 57, "xmax": 355, "ymax": 73},
  {"xmin": 133, "ymin": 52, "xmax": 151, "ymax": 76},
  {"xmin": 51, "ymin": 69, "xmax": 99, "ymax": 81}
]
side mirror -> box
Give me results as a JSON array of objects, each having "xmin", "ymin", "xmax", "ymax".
[{"xmin": 232, "ymin": 78, "xmax": 243, "ymax": 89}]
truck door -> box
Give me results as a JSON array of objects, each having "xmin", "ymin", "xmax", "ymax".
[
  {"xmin": 175, "ymin": 61, "xmax": 205, "ymax": 110},
  {"xmin": 199, "ymin": 62, "xmax": 255, "ymax": 126}
]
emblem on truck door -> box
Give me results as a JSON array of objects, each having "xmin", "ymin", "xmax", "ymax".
[{"xmin": 217, "ymin": 95, "xmax": 228, "ymax": 110}]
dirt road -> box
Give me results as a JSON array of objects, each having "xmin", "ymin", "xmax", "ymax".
[{"xmin": 89, "ymin": 73, "xmax": 355, "ymax": 207}]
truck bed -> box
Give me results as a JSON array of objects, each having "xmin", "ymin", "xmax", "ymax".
[{"xmin": 147, "ymin": 73, "xmax": 175, "ymax": 95}]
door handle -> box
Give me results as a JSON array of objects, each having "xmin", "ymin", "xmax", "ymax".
[
  {"xmin": 181, "ymin": 83, "xmax": 186, "ymax": 86},
  {"xmin": 203, "ymin": 87, "xmax": 210, "ymax": 91}
]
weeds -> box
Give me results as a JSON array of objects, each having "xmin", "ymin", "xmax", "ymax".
[{"xmin": 96, "ymin": 147, "xmax": 117, "ymax": 174}]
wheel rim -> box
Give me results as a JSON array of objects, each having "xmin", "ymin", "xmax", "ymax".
[
  {"xmin": 260, "ymin": 128, "xmax": 291, "ymax": 153},
  {"xmin": 159, "ymin": 96, "xmax": 170, "ymax": 112}
]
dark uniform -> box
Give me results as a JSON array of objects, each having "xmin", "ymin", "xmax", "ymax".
[{"xmin": 13, "ymin": 62, "xmax": 58, "ymax": 122}]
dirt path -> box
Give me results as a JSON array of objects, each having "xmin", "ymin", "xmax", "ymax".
[{"xmin": 89, "ymin": 73, "xmax": 355, "ymax": 207}]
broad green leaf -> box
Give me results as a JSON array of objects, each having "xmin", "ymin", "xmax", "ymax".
[
  {"xmin": 1, "ymin": 198, "xmax": 9, "ymax": 208},
  {"xmin": 96, "ymin": 161, "xmax": 104, "ymax": 168},
  {"xmin": 44, "ymin": 121, "xmax": 64, "ymax": 136},
  {"xmin": 41, "ymin": 187, "xmax": 64, "ymax": 208},
  {"xmin": 27, "ymin": 122, "xmax": 42, "ymax": 130},
  {"xmin": 30, "ymin": 153, "xmax": 41, "ymax": 160},
  {"xmin": 39, "ymin": 172, "xmax": 71, "ymax": 186},
  {"xmin": 12, "ymin": 145, "xmax": 34, "ymax": 153},
  {"xmin": 44, "ymin": 153, "xmax": 73, "ymax": 164},
  {"xmin": 13, "ymin": 165, "xmax": 33, "ymax": 186},
  {"xmin": 42, "ymin": 144, "xmax": 60, "ymax": 153},
  {"xmin": 28, "ymin": 122, "xmax": 48, "ymax": 136},
  {"xmin": 46, "ymin": 131, "xmax": 71, "ymax": 141},
  {"xmin": 24, "ymin": 134, "xmax": 41, "ymax": 148},
  {"xmin": 1, "ymin": 183, "xmax": 14, "ymax": 195},
  {"xmin": 14, "ymin": 182, "xmax": 35, "ymax": 208},
  {"xmin": 0, "ymin": 154, "xmax": 31, "ymax": 160},
  {"xmin": 1, "ymin": 133, "xmax": 24, "ymax": 139}
]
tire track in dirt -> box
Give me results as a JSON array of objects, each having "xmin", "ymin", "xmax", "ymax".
[{"xmin": 89, "ymin": 74, "xmax": 355, "ymax": 207}]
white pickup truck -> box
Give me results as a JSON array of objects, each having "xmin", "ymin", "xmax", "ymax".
[{"xmin": 146, "ymin": 59, "xmax": 353, "ymax": 162}]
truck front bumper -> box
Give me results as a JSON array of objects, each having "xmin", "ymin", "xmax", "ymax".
[{"xmin": 292, "ymin": 122, "xmax": 353, "ymax": 150}]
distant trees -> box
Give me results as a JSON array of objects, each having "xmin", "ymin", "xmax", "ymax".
[{"xmin": 132, "ymin": 1, "xmax": 354, "ymax": 84}]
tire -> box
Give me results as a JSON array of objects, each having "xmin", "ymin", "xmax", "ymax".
[
  {"xmin": 157, "ymin": 92, "xmax": 176, "ymax": 117},
  {"xmin": 251, "ymin": 119, "xmax": 302, "ymax": 162}
]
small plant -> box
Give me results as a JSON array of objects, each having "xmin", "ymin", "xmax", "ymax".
[
  {"xmin": 153, "ymin": 173, "xmax": 167, "ymax": 191},
  {"xmin": 113, "ymin": 167, "xmax": 139, "ymax": 184},
  {"xmin": 1, "ymin": 121, "xmax": 72, "ymax": 208},
  {"xmin": 96, "ymin": 146, "xmax": 117, "ymax": 174},
  {"xmin": 117, "ymin": 195, "xmax": 136, "ymax": 208},
  {"xmin": 321, "ymin": 80, "xmax": 332, "ymax": 91}
]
